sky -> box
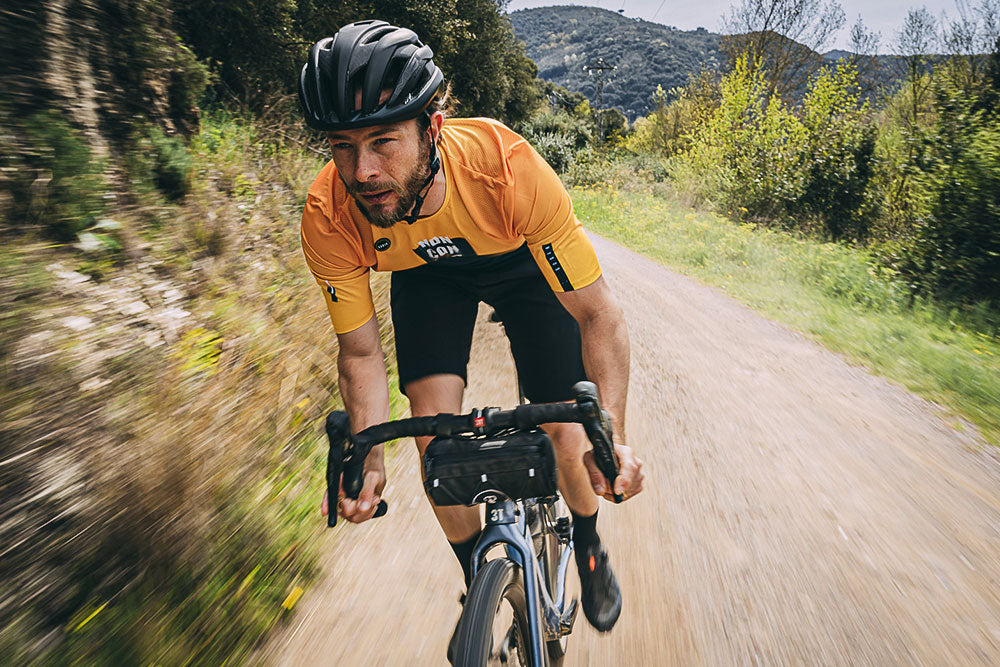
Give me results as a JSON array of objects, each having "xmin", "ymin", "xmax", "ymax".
[{"xmin": 506, "ymin": 0, "xmax": 961, "ymax": 51}]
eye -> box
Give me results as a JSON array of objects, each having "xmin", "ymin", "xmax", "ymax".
[
  {"xmin": 374, "ymin": 137, "xmax": 394, "ymax": 146},
  {"xmin": 332, "ymin": 142, "xmax": 352, "ymax": 150}
]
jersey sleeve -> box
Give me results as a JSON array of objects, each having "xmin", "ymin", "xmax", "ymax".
[
  {"xmin": 507, "ymin": 138, "xmax": 602, "ymax": 293},
  {"xmin": 300, "ymin": 195, "xmax": 375, "ymax": 334}
]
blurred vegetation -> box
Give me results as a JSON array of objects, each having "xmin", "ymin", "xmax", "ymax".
[{"xmin": 0, "ymin": 108, "xmax": 402, "ymax": 665}]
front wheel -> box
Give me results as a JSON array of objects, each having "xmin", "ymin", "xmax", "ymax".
[{"xmin": 453, "ymin": 558, "xmax": 535, "ymax": 666}]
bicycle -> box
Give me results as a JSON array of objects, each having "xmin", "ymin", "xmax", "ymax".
[{"xmin": 324, "ymin": 381, "xmax": 621, "ymax": 666}]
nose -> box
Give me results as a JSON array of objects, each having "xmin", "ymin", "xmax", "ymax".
[{"xmin": 354, "ymin": 147, "xmax": 380, "ymax": 183}]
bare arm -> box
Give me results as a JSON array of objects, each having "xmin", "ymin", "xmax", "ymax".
[
  {"xmin": 337, "ymin": 315, "xmax": 391, "ymax": 433},
  {"xmin": 557, "ymin": 276, "xmax": 643, "ymax": 500},
  {"xmin": 555, "ymin": 276, "xmax": 630, "ymax": 443},
  {"xmin": 327, "ymin": 315, "xmax": 390, "ymax": 522}
]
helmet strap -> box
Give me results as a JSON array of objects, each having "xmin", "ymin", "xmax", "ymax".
[{"xmin": 402, "ymin": 125, "xmax": 440, "ymax": 225}]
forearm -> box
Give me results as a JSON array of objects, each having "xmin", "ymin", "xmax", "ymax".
[
  {"xmin": 578, "ymin": 308, "xmax": 630, "ymax": 444},
  {"xmin": 337, "ymin": 349, "xmax": 391, "ymax": 459}
]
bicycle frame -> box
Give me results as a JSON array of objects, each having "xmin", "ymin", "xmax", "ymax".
[{"xmin": 470, "ymin": 498, "xmax": 574, "ymax": 666}]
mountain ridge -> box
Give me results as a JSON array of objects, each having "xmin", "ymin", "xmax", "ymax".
[
  {"xmin": 509, "ymin": 6, "xmax": 901, "ymax": 119},
  {"xmin": 510, "ymin": 5, "xmax": 723, "ymax": 119}
]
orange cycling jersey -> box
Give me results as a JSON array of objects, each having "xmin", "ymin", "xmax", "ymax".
[{"xmin": 300, "ymin": 118, "xmax": 602, "ymax": 333}]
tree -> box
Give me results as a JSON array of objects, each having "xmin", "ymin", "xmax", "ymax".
[
  {"xmin": 895, "ymin": 7, "xmax": 938, "ymax": 126},
  {"xmin": 721, "ymin": 0, "xmax": 846, "ymax": 98},
  {"xmin": 173, "ymin": 0, "xmax": 540, "ymax": 125},
  {"xmin": 846, "ymin": 16, "xmax": 884, "ymax": 98},
  {"xmin": 939, "ymin": 0, "xmax": 1000, "ymax": 108}
]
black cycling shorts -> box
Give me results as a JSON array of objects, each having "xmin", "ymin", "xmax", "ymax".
[{"xmin": 390, "ymin": 244, "xmax": 587, "ymax": 403}]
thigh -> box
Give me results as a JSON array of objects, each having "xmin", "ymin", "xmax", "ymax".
[
  {"xmin": 391, "ymin": 267, "xmax": 479, "ymax": 394},
  {"xmin": 405, "ymin": 374, "xmax": 465, "ymax": 456},
  {"xmin": 486, "ymin": 273, "xmax": 587, "ymax": 404}
]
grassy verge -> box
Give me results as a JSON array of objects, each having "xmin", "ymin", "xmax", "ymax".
[
  {"xmin": 1, "ymin": 113, "xmax": 404, "ymax": 664},
  {"xmin": 572, "ymin": 186, "xmax": 1000, "ymax": 444}
]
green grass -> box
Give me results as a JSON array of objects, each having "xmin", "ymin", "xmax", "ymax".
[{"xmin": 572, "ymin": 186, "xmax": 1000, "ymax": 444}]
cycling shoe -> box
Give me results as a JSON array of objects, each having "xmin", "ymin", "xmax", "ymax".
[{"xmin": 578, "ymin": 544, "xmax": 622, "ymax": 632}]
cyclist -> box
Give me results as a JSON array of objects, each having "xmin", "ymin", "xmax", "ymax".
[{"xmin": 298, "ymin": 20, "xmax": 644, "ymax": 643}]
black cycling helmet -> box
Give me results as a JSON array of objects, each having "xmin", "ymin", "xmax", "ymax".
[{"xmin": 299, "ymin": 20, "xmax": 444, "ymax": 131}]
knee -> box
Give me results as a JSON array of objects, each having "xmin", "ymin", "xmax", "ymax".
[{"xmin": 544, "ymin": 422, "xmax": 588, "ymax": 461}]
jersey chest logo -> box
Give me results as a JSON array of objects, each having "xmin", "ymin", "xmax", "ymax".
[{"xmin": 413, "ymin": 235, "xmax": 476, "ymax": 262}]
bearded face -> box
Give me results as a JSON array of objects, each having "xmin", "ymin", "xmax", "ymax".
[
  {"xmin": 328, "ymin": 120, "xmax": 434, "ymax": 229},
  {"xmin": 344, "ymin": 130, "xmax": 433, "ymax": 228}
]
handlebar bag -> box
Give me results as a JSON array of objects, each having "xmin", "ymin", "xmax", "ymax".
[{"xmin": 422, "ymin": 428, "xmax": 559, "ymax": 506}]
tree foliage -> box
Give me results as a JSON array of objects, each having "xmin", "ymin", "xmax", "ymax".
[
  {"xmin": 721, "ymin": 0, "xmax": 846, "ymax": 99},
  {"xmin": 666, "ymin": 56, "xmax": 875, "ymax": 240},
  {"xmin": 173, "ymin": 0, "xmax": 540, "ymax": 124}
]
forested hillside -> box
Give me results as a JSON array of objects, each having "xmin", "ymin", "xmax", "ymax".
[
  {"xmin": 510, "ymin": 6, "xmax": 723, "ymax": 119},
  {"xmin": 509, "ymin": 5, "xmax": 909, "ymax": 118}
]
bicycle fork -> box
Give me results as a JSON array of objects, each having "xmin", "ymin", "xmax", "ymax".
[{"xmin": 470, "ymin": 500, "xmax": 575, "ymax": 666}]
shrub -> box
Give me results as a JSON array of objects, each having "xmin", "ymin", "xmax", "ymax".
[
  {"xmin": 902, "ymin": 89, "xmax": 1000, "ymax": 305},
  {"xmin": 666, "ymin": 57, "xmax": 879, "ymax": 239},
  {"xmin": 795, "ymin": 64, "xmax": 878, "ymax": 241},
  {"xmin": 625, "ymin": 71, "xmax": 720, "ymax": 156},
  {"xmin": 518, "ymin": 108, "xmax": 593, "ymax": 150},
  {"xmin": 671, "ymin": 55, "xmax": 808, "ymax": 222},
  {"xmin": 518, "ymin": 108, "xmax": 594, "ymax": 172},
  {"xmin": 149, "ymin": 127, "xmax": 193, "ymax": 200},
  {"xmin": 2, "ymin": 109, "xmax": 108, "ymax": 241},
  {"xmin": 526, "ymin": 131, "xmax": 578, "ymax": 173}
]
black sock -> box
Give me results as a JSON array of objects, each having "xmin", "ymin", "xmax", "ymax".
[
  {"xmin": 448, "ymin": 531, "xmax": 481, "ymax": 588},
  {"xmin": 571, "ymin": 509, "xmax": 601, "ymax": 566}
]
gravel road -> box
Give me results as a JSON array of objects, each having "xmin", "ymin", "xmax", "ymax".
[{"xmin": 263, "ymin": 233, "xmax": 1000, "ymax": 666}]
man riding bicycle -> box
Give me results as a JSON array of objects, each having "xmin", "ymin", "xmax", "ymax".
[{"xmin": 297, "ymin": 19, "xmax": 644, "ymax": 649}]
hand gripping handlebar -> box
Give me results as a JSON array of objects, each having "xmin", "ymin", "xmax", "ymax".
[
  {"xmin": 324, "ymin": 381, "xmax": 622, "ymax": 528},
  {"xmin": 325, "ymin": 412, "xmax": 388, "ymax": 527},
  {"xmin": 570, "ymin": 381, "xmax": 624, "ymax": 503}
]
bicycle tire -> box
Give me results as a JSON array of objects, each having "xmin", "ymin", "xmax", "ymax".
[
  {"xmin": 453, "ymin": 558, "xmax": 534, "ymax": 666},
  {"xmin": 539, "ymin": 501, "xmax": 569, "ymax": 665}
]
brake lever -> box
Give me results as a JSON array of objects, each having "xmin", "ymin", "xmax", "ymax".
[
  {"xmin": 325, "ymin": 411, "xmax": 350, "ymax": 527},
  {"xmin": 571, "ymin": 382, "xmax": 623, "ymax": 503},
  {"xmin": 325, "ymin": 411, "xmax": 388, "ymax": 527}
]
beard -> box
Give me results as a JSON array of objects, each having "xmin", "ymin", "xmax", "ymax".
[{"xmin": 344, "ymin": 136, "xmax": 432, "ymax": 229}]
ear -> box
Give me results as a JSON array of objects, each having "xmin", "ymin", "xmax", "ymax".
[{"xmin": 429, "ymin": 110, "xmax": 444, "ymax": 141}]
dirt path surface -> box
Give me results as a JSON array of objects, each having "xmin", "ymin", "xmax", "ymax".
[{"xmin": 263, "ymin": 234, "xmax": 1000, "ymax": 666}]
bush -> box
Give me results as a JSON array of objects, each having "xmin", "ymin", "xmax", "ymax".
[
  {"xmin": 670, "ymin": 55, "xmax": 808, "ymax": 222},
  {"xmin": 625, "ymin": 72, "xmax": 720, "ymax": 156},
  {"xmin": 518, "ymin": 108, "xmax": 594, "ymax": 173},
  {"xmin": 525, "ymin": 131, "xmax": 578, "ymax": 173},
  {"xmin": 902, "ymin": 89, "xmax": 1000, "ymax": 305},
  {"xmin": 795, "ymin": 65, "xmax": 878, "ymax": 240},
  {"xmin": 1, "ymin": 109, "xmax": 108, "ymax": 241},
  {"xmin": 665, "ymin": 57, "xmax": 878, "ymax": 240},
  {"xmin": 149, "ymin": 127, "xmax": 193, "ymax": 200},
  {"xmin": 519, "ymin": 108, "xmax": 593, "ymax": 149}
]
